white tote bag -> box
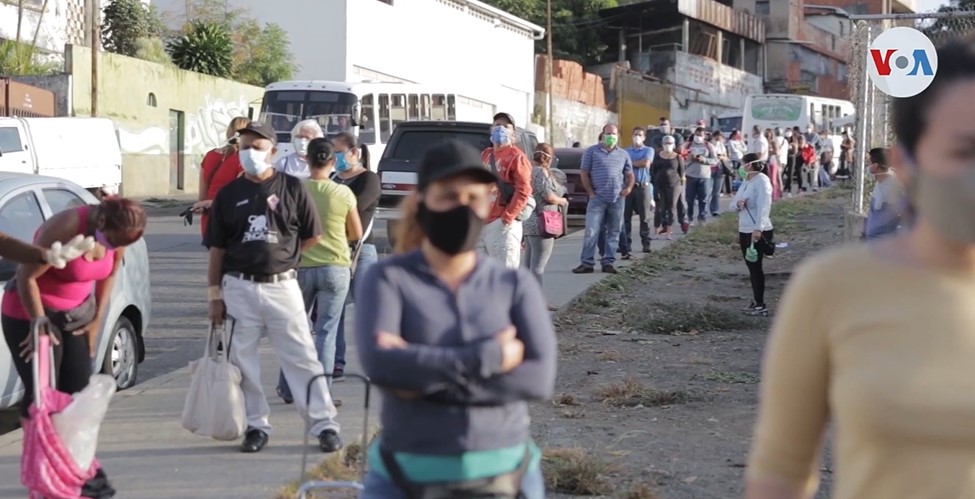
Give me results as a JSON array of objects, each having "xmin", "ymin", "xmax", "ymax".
[{"xmin": 181, "ymin": 321, "xmax": 246, "ymax": 441}]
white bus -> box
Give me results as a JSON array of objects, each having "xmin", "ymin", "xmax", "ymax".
[
  {"xmin": 742, "ymin": 93, "xmax": 855, "ymax": 137},
  {"xmin": 257, "ymin": 81, "xmax": 497, "ymax": 168}
]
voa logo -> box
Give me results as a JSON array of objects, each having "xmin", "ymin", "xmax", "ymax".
[{"xmin": 867, "ymin": 26, "xmax": 939, "ymax": 98}]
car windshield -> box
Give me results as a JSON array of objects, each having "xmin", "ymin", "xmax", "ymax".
[{"xmin": 388, "ymin": 130, "xmax": 491, "ymax": 162}]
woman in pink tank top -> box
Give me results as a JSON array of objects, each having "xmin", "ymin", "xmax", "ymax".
[{"xmin": 1, "ymin": 196, "xmax": 147, "ymax": 498}]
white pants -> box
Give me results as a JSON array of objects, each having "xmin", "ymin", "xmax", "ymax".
[
  {"xmin": 222, "ymin": 275, "xmax": 340, "ymax": 436},
  {"xmin": 480, "ymin": 218, "xmax": 523, "ymax": 269}
]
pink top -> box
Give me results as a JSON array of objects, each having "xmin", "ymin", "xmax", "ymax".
[{"xmin": 1, "ymin": 206, "xmax": 116, "ymax": 320}]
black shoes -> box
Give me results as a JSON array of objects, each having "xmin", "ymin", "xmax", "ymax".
[
  {"xmin": 642, "ymin": 244, "xmax": 651, "ymax": 253},
  {"xmin": 572, "ymin": 265, "xmax": 594, "ymax": 274},
  {"xmin": 81, "ymin": 468, "xmax": 116, "ymax": 498},
  {"xmin": 602, "ymin": 264, "xmax": 618, "ymax": 274},
  {"xmin": 241, "ymin": 428, "xmax": 269, "ymax": 453},
  {"xmin": 318, "ymin": 429, "xmax": 343, "ymax": 453},
  {"xmin": 743, "ymin": 302, "xmax": 769, "ymax": 316}
]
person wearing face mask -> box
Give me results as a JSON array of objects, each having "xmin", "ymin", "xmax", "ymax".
[
  {"xmin": 746, "ymin": 37, "xmax": 975, "ymax": 499},
  {"xmin": 192, "ymin": 116, "xmax": 249, "ymax": 240},
  {"xmin": 727, "ymin": 130, "xmax": 747, "ymax": 194},
  {"xmin": 862, "ymin": 147, "xmax": 905, "ymax": 240},
  {"xmin": 330, "ymin": 132, "xmax": 379, "ymax": 382},
  {"xmin": 479, "ymin": 112, "xmax": 534, "ymax": 269},
  {"xmin": 3, "ymin": 195, "xmax": 149, "ymax": 498},
  {"xmin": 683, "ymin": 127, "xmax": 718, "ymax": 224},
  {"xmin": 574, "ymin": 124, "xmax": 635, "ymax": 274},
  {"xmin": 838, "ymin": 130, "xmax": 855, "ymax": 179},
  {"xmin": 274, "ymin": 138, "xmax": 363, "ymax": 404},
  {"xmin": 803, "ymin": 123, "xmax": 822, "ymax": 155},
  {"xmin": 359, "ymin": 140, "xmax": 557, "ymax": 498},
  {"xmin": 522, "ymin": 144, "xmax": 568, "ymax": 304},
  {"xmin": 619, "ymin": 127, "xmax": 654, "ymax": 256},
  {"xmin": 650, "ymin": 135, "xmax": 688, "ymax": 237},
  {"xmin": 205, "ymin": 122, "xmax": 343, "ymax": 455},
  {"xmin": 818, "ymin": 130, "xmax": 834, "ymax": 187},
  {"xmin": 732, "ymin": 153, "xmax": 774, "ymax": 316},
  {"xmin": 709, "ymin": 131, "xmax": 731, "ymax": 217},
  {"xmin": 655, "ymin": 117, "xmax": 684, "ymax": 152},
  {"xmin": 274, "ymin": 119, "xmax": 324, "ymax": 180}
]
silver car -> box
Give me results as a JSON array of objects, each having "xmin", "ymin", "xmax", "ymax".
[{"xmin": 0, "ymin": 173, "xmax": 151, "ymax": 407}]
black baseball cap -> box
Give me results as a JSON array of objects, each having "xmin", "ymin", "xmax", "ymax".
[
  {"xmin": 417, "ymin": 141, "xmax": 498, "ymax": 191},
  {"xmin": 239, "ymin": 122, "xmax": 277, "ymax": 144},
  {"xmin": 492, "ymin": 112, "xmax": 515, "ymax": 127}
]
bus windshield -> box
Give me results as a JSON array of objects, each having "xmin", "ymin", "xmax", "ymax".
[
  {"xmin": 715, "ymin": 116, "xmax": 742, "ymax": 134},
  {"xmin": 259, "ymin": 90, "xmax": 357, "ymax": 144},
  {"xmin": 749, "ymin": 97, "xmax": 803, "ymax": 122}
]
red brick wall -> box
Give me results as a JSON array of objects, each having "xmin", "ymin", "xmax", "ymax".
[{"xmin": 535, "ymin": 55, "xmax": 607, "ymax": 109}]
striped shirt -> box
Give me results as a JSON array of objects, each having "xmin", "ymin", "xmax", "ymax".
[
  {"xmin": 626, "ymin": 145, "xmax": 654, "ymax": 184},
  {"xmin": 582, "ymin": 144, "xmax": 632, "ymax": 203}
]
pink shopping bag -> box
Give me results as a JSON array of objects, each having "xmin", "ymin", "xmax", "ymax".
[{"xmin": 21, "ymin": 331, "xmax": 98, "ymax": 499}]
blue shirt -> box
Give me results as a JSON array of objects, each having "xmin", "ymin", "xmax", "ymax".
[
  {"xmin": 626, "ymin": 145, "xmax": 654, "ymax": 184},
  {"xmin": 581, "ymin": 145, "xmax": 633, "ymax": 203}
]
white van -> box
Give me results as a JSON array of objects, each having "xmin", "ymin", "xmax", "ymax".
[{"xmin": 0, "ymin": 117, "xmax": 123, "ymax": 196}]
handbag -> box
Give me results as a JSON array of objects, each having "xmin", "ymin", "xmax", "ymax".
[
  {"xmin": 540, "ymin": 209, "xmax": 564, "ymax": 239},
  {"xmin": 180, "ymin": 320, "xmax": 246, "ymax": 441},
  {"xmin": 22, "ymin": 329, "xmax": 99, "ymax": 499},
  {"xmin": 379, "ymin": 444, "xmax": 532, "ymax": 499}
]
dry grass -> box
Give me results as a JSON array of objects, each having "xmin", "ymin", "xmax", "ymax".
[
  {"xmin": 623, "ymin": 302, "xmax": 761, "ymax": 335},
  {"xmin": 542, "ymin": 447, "xmax": 616, "ymax": 496},
  {"xmin": 596, "ymin": 377, "xmax": 692, "ymax": 408},
  {"xmin": 626, "ymin": 482, "xmax": 664, "ymax": 499},
  {"xmin": 273, "ymin": 427, "xmax": 380, "ymax": 499}
]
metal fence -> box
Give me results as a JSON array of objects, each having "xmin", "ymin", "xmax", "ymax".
[{"xmin": 847, "ymin": 10, "xmax": 975, "ymax": 213}]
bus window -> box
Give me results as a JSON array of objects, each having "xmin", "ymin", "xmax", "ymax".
[
  {"xmin": 421, "ymin": 94, "xmax": 431, "ymax": 120},
  {"xmin": 432, "ymin": 94, "xmax": 446, "ymax": 120},
  {"xmin": 447, "ymin": 94, "xmax": 456, "ymax": 120},
  {"xmin": 360, "ymin": 94, "xmax": 376, "ymax": 145},
  {"xmin": 408, "ymin": 94, "xmax": 419, "ymax": 120},
  {"xmin": 809, "ymin": 103, "xmax": 815, "ymax": 128},
  {"xmin": 391, "ymin": 94, "xmax": 407, "ymax": 131},
  {"xmin": 379, "ymin": 94, "xmax": 391, "ymax": 142}
]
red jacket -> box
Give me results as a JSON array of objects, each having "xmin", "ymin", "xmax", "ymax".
[{"xmin": 480, "ymin": 145, "xmax": 533, "ymax": 225}]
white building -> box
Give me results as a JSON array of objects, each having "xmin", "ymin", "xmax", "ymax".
[
  {"xmin": 152, "ymin": 0, "xmax": 544, "ymax": 128},
  {"xmin": 0, "ymin": 0, "xmax": 150, "ymax": 56}
]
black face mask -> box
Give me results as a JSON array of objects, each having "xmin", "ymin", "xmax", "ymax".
[{"xmin": 416, "ymin": 203, "xmax": 485, "ymax": 255}]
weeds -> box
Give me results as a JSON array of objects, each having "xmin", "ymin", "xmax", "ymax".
[
  {"xmin": 703, "ymin": 371, "xmax": 760, "ymax": 384},
  {"xmin": 597, "ymin": 377, "xmax": 692, "ymax": 407},
  {"xmin": 626, "ymin": 482, "xmax": 663, "ymax": 499},
  {"xmin": 542, "ymin": 447, "xmax": 615, "ymax": 496},
  {"xmin": 624, "ymin": 302, "xmax": 760, "ymax": 335},
  {"xmin": 273, "ymin": 428, "xmax": 381, "ymax": 499}
]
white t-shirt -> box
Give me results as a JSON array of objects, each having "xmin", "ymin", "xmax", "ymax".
[
  {"xmin": 749, "ymin": 135, "xmax": 770, "ymax": 162},
  {"xmin": 274, "ymin": 153, "xmax": 310, "ymax": 179},
  {"xmin": 774, "ymin": 136, "xmax": 789, "ymax": 165}
]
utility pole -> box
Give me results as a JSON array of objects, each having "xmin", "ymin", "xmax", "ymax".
[
  {"xmin": 90, "ymin": 0, "xmax": 99, "ymax": 116},
  {"xmin": 545, "ymin": 0, "xmax": 554, "ymax": 141}
]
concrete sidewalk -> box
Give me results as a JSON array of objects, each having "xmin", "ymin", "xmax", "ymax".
[{"xmin": 0, "ymin": 220, "xmax": 700, "ymax": 498}]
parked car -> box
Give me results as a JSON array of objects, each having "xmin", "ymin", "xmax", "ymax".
[
  {"xmin": 0, "ymin": 173, "xmax": 151, "ymax": 408},
  {"xmin": 377, "ymin": 120, "xmax": 539, "ymax": 208},
  {"xmin": 552, "ymin": 147, "xmax": 590, "ymax": 216}
]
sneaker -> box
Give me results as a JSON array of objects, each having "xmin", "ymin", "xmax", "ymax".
[
  {"xmin": 318, "ymin": 429, "xmax": 343, "ymax": 453},
  {"xmin": 572, "ymin": 265, "xmax": 594, "ymax": 274},
  {"xmin": 602, "ymin": 264, "xmax": 617, "ymax": 274},
  {"xmin": 711, "ymin": 212, "xmax": 720, "ymax": 217},
  {"xmin": 241, "ymin": 428, "xmax": 269, "ymax": 453},
  {"xmin": 332, "ymin": 369, "xmax": 345, "ymax": 382},
  {"xmin": 642, "ymin": 244, "xmax": 651, "ymax": 253},
  {"xmin": 621, "ymin": 253, "xmax": 632, "ymax": 260},
  {"xmin": 742, "ymin": 301, "xmax": 758, "ymax": 311},
  {"xmin": 747, "ymin": 304, "xmax": 769, "ymax": 316}
]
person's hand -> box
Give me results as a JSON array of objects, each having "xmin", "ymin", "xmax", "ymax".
[
  {"xmin": 620, "ymin": 187, "xmax": 633, "ymax": 198},
  {"xmin": 495, "ymin": 325, "xmax": 524, "ymax": 373},
  {"xmin": 584, "ymin": 189, "xmax": 595, "ymax": 198},
  {"xmin": 752, "ymin": 230, "xmax": 762, "ymax": 243},
  {"xmin": 377, "ymin": 331, "xmax": 408, "ymax": 349},
  {"xmin": 20, "ymin": 316, "xmax": 57, "ymax": 361},
  {"xmin": 737, "ymin": 199, "xmax": 747, "ymax": 210},
  {"xmin": 45, "ymin": 234, "xmax": 96, "ymax": 269},
  {"xmin": 191, "ymin": 200, "xmax": 212, "ymax": 213},
  {"xmin": 72, "ymin": 319, "xmax": 102, "ymax": 358},
  {"xmin": 559, "ymin": 198, "xmax": 569, "ymax": 207},
  {"xmin": 209, "ymin": 299, "xmax": 226, "ymax": 326}
]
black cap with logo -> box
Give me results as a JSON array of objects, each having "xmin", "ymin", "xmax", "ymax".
[
  {"xmin": 417, "ymin": 141, "xmax": 498, "ymax": 191},
  {"xmin": 239, "ymin": 122, "xmax": 277, "ymax": 145}
]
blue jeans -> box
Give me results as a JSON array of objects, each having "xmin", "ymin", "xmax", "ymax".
[
  {"xmin": 581, "ymin": 196, "xmax": 624, "ymax": 267},
  {"xmin": 277, "ymin": 265, "xmax": 350, "ymax": 398},
  {"xmin": 359, "ymin": 465, "xmax": 546, "ymax": 499},
  {"xmin": 709, "ymin": 173, "xmax": 724, "ymax": 215},
  {"xmin": 684, "ymin": 176, "xmax": 711, "ymax": 221},
  {"xmin": 334, "ymin": 244, "xmax": 379, "ymax": 371}
]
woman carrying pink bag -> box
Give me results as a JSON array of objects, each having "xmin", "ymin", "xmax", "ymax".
[{"xmin": 521, "ymin": 143, "xmax": 568, "ymax": 311}]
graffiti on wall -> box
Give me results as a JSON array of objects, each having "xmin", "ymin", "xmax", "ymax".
[{"xmin": 116, "ymin": 95, "xmax": 254, "ymax": 156}]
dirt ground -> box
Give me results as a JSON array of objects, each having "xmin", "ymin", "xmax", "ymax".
[{"xmin": 535, "ymin": 188, "xmax": 850, "ymax": 499}]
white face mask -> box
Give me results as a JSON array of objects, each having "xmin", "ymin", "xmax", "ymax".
[
  {"xmin": 293, "ymin": 138, "xmax": 310, "ymax": 156},
  {"xmin": 693, "ymin": 135, "xmax": 704, "ymax": 144},
  {"xmin": 784, "ymin": 131, "xmax": 793, "ymax": 138},
  {"xmin": 240, "ymin": 148, "xmax": 272, "ymax": 176},
  {"xmin": 663, "ymin": 144, "xmax": 675, "ymax": 152},
  {"xmin": 632, "ymin": 135, "xmax": 644, "ymax": 145}
]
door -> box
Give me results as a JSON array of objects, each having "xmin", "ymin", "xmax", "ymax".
[
  {"xmin": 0, "ymin": 190, "xmax": 46, "ymax": 407},
  {"xmin": 169, "ymin": 110, "xmax": 186, "ymax": 191},
  {"xmin": 0, "ymin": 124, "xmax": 33, "ymax": 175}
]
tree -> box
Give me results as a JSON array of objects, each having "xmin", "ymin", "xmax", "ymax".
[
  {"xmin": 101, "ymin": 0, "xmax": 164, "ymax": 57},
  {"xmin": 167, "ymin": 22, "xmax": 234, "ymax": 78},
  {"xmin": 134, "ymin": 37, "xmax": 172, "ymax": 66},
  {"xmin": 479, "ymin": 0, "xmax": 618, "ymax": 63}
]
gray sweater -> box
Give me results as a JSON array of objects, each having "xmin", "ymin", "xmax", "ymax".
[{"xmin": 354, "ymin": 250, "xmax": 558, "ymax": 454}]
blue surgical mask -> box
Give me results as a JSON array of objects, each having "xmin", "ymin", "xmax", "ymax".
[
  {"xmin": 491, "ymin": 126, "xmax": 509, "ymax": 145},
  {"xmin": 239, "ymin": 148, "xmax": 272, "ymax": 176},
  {"xmin": 334, "ymin": 153, "xmax": 349, "ymax": 172}
]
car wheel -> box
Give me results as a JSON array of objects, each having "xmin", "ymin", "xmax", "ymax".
[{"xmin": 102, "ymin": 317, "xmax": 139, "ymax": 390}]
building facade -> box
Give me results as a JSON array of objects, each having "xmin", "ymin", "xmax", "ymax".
[
  {"xmin": 0, "ymin": 0, "xmax": 150, "ymax": 55},
  {"xmin": 152, "ymin": 0, "xmax": 543, "ymax": 128}
]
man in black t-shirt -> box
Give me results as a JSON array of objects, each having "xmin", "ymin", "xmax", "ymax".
[{"xmin": 204, "ymin": 122, "xmax": 343, "ymax": 454}]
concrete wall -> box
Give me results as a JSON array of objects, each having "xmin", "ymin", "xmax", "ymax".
[
  {"xmin": 537, "ymin": 91, "xmax": 617, "ymax": 148},
  {"xmin": 66, "ymin": 45, "xmax": 264, "ymax": 197},
  {"xmin": 668, "ymin": 51, "xmax": 763, "ymax": 125}
]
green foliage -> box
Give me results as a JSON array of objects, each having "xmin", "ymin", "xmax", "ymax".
[
  {"xmin": 134, "ymin": 37, "xmax": 172, "ymax": 65},
  {"xmin": 180, "ymin": 0, "xmax": 297, "ymax": 85},
  {"xmin": 479, "ymin": 0, "xmax": 619, "ymax": 63},
  {"xmin": 167, "ymin": 22, "xmax": 234, "ymax": 78},
  {"xmin": 0, "ymin": 40, "xmax": 60, "ymax": 76},
  {"xmin": 924, "ymin": 0, "xmax": 975, "ymax": 41},
  {"xmin": 101, "ymin": 0, "xmax": 164, "ymax": 57}
]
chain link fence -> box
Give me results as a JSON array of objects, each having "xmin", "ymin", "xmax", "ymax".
[{"xmin": 847, "ymin": 10, "xmax": 975, "ymax": 214}]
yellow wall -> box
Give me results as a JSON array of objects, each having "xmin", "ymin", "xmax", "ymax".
[
  {"xmin": 66, "ymin": 45, "xmax": 265, "ymax": 197},
  {"xmin": 616, "ymin": 74, "xmax": 671, "ymax": 136}
]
